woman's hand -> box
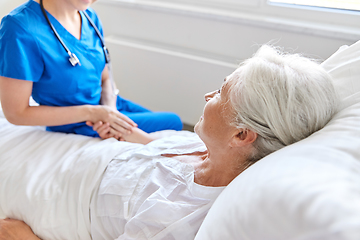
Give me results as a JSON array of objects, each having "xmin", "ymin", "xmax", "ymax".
[
  {"xmin": 87, "ymin": 120, "xmax": 154, "ymax": 144},
  {"xmin": 88, "ymin": 105, "xmax": 137, "ymax": 139},
  {"xmin": 0, "ymin": 219, "xmax": 40, "ymax": 240},
  {"xmin": 86, "ymin": 120, "xmax": 122, "ymax": 140}
]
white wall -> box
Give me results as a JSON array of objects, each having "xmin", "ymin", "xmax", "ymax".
[
  {"xmin": 93, "ymin": 0, "xmax": 359, "ymax": 125},
  {"xmin": 0, "ymin": 0, "xmax": 25, "ymax": 20}
]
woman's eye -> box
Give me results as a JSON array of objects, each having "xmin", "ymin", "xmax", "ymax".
[{"xmin": 217, "ymin": 89, "xmax": 221, "ymax": 94}]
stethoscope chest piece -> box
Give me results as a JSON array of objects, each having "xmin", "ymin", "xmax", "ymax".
[{"xmin": 69, "ymin": 52, "xmax": 81, "ymax": 66}]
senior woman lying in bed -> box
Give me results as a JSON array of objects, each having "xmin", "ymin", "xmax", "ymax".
[{"xmin": 0, "ymin": 45, "xmax": 338, "ymax": 240}]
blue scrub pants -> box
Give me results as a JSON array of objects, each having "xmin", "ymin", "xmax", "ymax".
[
  {"xmin": 47, "ymin": 97, "xmax": 183, "ymax": 137},
  {"xmin": 116, "ymin": 96, "xmax": 183, "ymax": 133}
]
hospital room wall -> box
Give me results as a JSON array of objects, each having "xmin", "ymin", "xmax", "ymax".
[
  {"xmin": 92, "ymin": 1, "xmax": 358, "ymax": 126},
  {"xmin": 1, "ymin": 1, "xmax": 358, "ymax": 126},
  {"xmin": 0, "ymin": 0, "xmax": 24, "ymax": 19}
]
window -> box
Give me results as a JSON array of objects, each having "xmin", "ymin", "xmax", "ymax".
[
  {"xmin": 111, "ymin": 0, "xmax": 360, "ymax": 41},
  {"xmin": 264, "ymin": 0, "xmax": 360, "ymax": 30},
  {"xmin": 158, "ymin": 0, "xmax": 260, "ymax": 8},
  {"xmin": 269, "ymin": 0, "xmax": 360, "ymax": 11},
  {"xmin": 197, "ymin": 0, "xmax": 259, "ymax": 7}
]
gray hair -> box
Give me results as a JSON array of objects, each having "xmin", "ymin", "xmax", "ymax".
[{"xmin": 227, "ymin": 45, "xmax": 338, "ymax": 162}]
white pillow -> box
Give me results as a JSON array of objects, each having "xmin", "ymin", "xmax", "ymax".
[{"xmin": 195, "ymin": 40, "xmax": 360, "ymax": 240}]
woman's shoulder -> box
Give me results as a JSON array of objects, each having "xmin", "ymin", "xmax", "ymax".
[
  {"xmin": 84, "ymin": 7, "xmax": 98, "ymax": 17},
  {"xmin": 1, "ymin": 1, "xmax": 42, "ymax": 34},
  {"xmin": 84, "ymin": 7, "xmax": 102, "ymax": 28}
]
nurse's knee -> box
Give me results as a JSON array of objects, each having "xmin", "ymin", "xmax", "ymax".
[{"xmin": 164, "ymin": 112, "xmax": 183, "ymax": 131}]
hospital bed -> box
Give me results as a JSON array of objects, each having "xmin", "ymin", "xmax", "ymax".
[{"xmin": 1, "ymin": 39, "xmax": 360, "ymax": 240}]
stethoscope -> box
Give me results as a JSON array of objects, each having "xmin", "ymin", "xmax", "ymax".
[{"xmin": 39, "ymin": 0, "xmax": 119, "ymax": 95}]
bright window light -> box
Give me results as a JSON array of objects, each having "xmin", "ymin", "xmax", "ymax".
[{"xmin": 269, "ymin": 0, "xmax": 360, "ymax": 11}]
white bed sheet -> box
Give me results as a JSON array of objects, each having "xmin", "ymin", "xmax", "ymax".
[
  {"xmin": 0, "ymin": 112, "xmax": 142, "ymax": 239},
  {"xmin": 0, "ymin": 108, "xmax": 199, "ymax": 239}
]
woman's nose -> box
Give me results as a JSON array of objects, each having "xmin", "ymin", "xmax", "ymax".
[{"xmin": 204, "ymin": 90, "xmax": 216, "ymax": 102}]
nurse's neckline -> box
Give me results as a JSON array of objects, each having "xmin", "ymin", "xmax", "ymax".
[{"xmin": 33, "ymin": 0, "xmax": 84, "ymax": 41}]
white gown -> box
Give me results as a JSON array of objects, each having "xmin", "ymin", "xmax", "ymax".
[{"xmin": 91, "ymin": 135, "xmax": 224, "ymax": 240}]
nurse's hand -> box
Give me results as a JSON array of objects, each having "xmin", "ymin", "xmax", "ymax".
[
  {"xmin": 88, "ymin": 105, "xmax": 137, "ymax": 138},
  {"xmin": 0, "ymin": 219, "xmax": 40, "ymax": 240},
  {"xmin": 86, "ymin": 121, "xmax": 122, "ymax": 140},
  {"xmin": 87, "ymin": 121, "xmax": 154, "ymax": 144}
]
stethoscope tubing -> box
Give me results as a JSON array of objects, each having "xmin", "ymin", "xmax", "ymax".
[
  {"xmin": 39, "ymin": 0, "xmax": 110, "ymax": 65},
  {"xmin": 39, "ymin": 0, "xmax": 119, "ymax": 95}
]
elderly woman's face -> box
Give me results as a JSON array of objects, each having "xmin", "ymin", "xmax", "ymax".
[{"xmin": 194, "ymin": 77, "xmax": 236, "ymax": 149}]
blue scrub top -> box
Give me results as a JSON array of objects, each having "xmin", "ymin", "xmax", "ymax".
[{"xmin": 0, "ymin": 0, "xmax": 106, "ymax": 136}]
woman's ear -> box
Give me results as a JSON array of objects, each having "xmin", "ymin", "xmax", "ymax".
[{"xmin": 230, "ymin": 128, "xmax": 257, "ymax": 148}]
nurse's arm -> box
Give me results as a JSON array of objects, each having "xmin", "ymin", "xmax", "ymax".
[
  {"xmin": 0, "ymin": 76, "xmax": 134, "ymax": 134},
  {"xmin": 99, "ymin": 65, "xmax": 138, "ymax": 130},
  {"xmin": 92, "ymin": 65, "xmax": 138, "ymax": 137},
  {"xmin": 100, "ymin": 65, "xmax": 118, "ymax": 109}
]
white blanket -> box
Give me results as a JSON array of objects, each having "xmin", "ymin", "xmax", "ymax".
[{"xmin": 0, "ymin": 112, "xmax": 142, "ymax": 239}]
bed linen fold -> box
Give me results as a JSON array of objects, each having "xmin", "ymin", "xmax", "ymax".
[{"xmin": 0, "ymin": 115, "xmax": 140, "ymax": 240}]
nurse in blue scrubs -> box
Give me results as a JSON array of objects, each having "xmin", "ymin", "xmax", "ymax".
[{"xmin": 0, "ymin": 0, "xmax": 183, "ymax": 140}]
